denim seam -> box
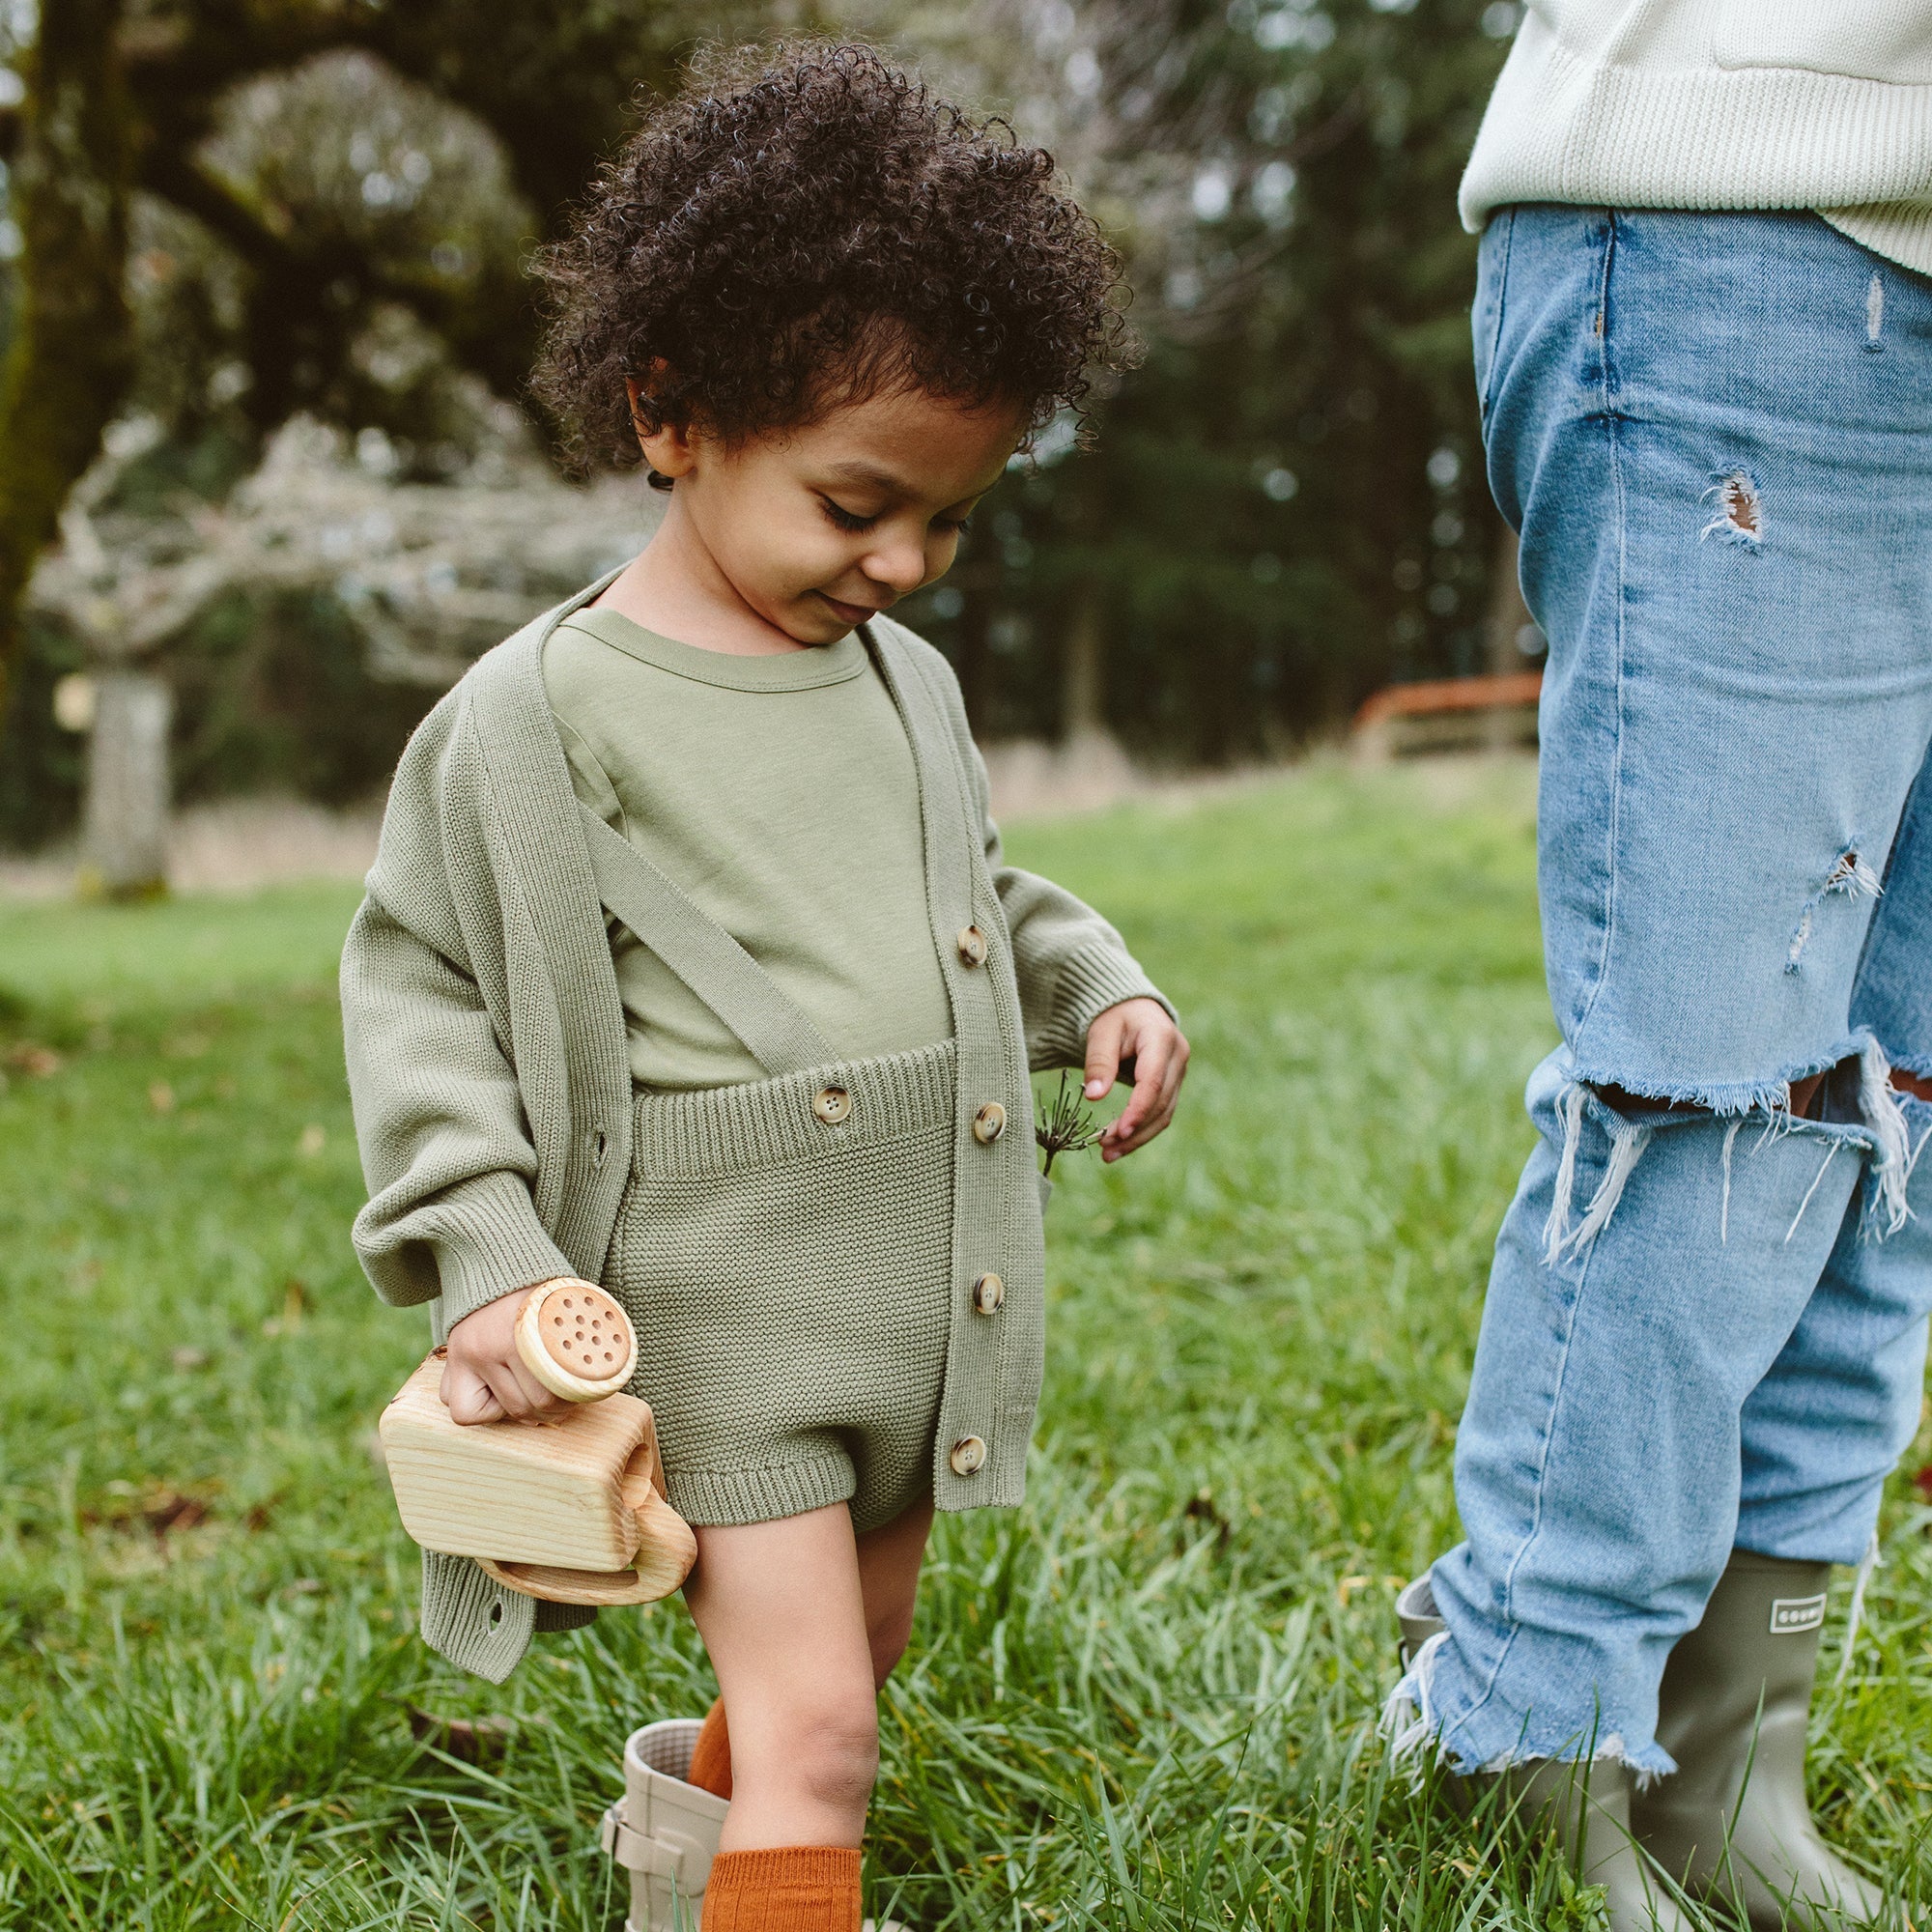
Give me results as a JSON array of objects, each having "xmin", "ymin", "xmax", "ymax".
[
  {"xmin": 1454, "ymin": 1160, "xmax": 1606, "ymax": 1750},
  {"xmin": 1570, "ymin": 215, "xmax": 1628, "ymax": 1066}
]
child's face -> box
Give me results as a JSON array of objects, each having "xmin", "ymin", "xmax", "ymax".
[{"xmin": 644, "ymin": 384, "xmax": 1025, "ymax": 645}]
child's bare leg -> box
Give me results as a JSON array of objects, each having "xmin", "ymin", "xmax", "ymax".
[
  {"xmin": 855, "ymin": 1495, "xmax": 933, "ymax": 1688},
  {"xmin": 684, "ymin": 1504, "xmax": 880, "ymax": 1853}
]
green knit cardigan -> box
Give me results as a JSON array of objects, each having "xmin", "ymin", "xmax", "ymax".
[{"xmin": 340, "ymin": 574, "xmax": 1170, "ymax": 1678}]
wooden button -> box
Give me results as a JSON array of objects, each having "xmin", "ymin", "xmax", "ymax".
[
  {"xmin": 972, "ymin": 1101, "xmax": 1007, "ymax": 1145},
  {"xmin": 956, "ymin": 924, "xmax": 988, "ymax": 967},
  {"xmin": 949, "ymin": 1435, "xmax": 988, "ymax": 1476},
  {"xmin": 812, "ymin": 1086, "xmax": 852, "ymax": 1126},
  {"xmin": 972, "ymin": 1273, "xmax": 1005, "ymax": 1315}
]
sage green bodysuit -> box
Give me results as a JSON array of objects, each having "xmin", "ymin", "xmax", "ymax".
[{"xmin": 543, "ymin": 606, "xmax": 952, "ymax": 1092}]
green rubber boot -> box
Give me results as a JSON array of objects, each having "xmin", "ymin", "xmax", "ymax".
[
  {"xmin": 1467, "ymin": 1758, "xmax": 1695, "ymax": 1932},
  {"xmin": 1633, "ymin": 1550, "xmax": 1885, "ymax": 1930},
  {"xmin": 1394, "ymin": 1576, "xmax": 1690, "ymax": 1930}
]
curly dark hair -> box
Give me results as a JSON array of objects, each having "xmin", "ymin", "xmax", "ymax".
[{"xmin": 529, "ymin": 42, "xmax": 1136, "ymax": 474}]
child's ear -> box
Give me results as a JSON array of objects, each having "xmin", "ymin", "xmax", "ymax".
[{"xmin": 626, "ymin": 377, "xmax": 696, "ymax": 480}]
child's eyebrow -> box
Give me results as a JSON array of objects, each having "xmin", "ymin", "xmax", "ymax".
[
  {"xmin": 822, "ymin": 458, "xmax": 998, "ymax": 504},
  {"xmin": 821, "ymin": 460, "xmax": 909, "ymax": 494}
]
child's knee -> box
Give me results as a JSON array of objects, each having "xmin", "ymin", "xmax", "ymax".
[{"xmin": 783, "ymin": 1701, "xmax": 879, "ymax": 1812}]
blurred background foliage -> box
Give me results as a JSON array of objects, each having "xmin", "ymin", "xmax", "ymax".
[{"xmin": 0, "ymin": 0, "xmax": 1521, "ymax": 851}]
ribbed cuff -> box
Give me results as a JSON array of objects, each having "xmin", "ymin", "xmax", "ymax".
[
  {"xmin": 705, "ymin": 1845, "xmax": 862, "ymax": 1912},
  {"xmin": 1033, "ymin": 941, "xmax": 1174, "ymax": 1067},
  {"xmin": 665, "ymin": 1451, "xmax": 857, "ymax": 1528},
  {"xmin": 428, "ymin": 1170, "xmax": 577, "ymax": 1329}
]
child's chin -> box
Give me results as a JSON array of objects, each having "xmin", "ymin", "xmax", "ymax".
[{"xmin": 791, "ymin": 600, "xmax": 861, "ymax": 641}]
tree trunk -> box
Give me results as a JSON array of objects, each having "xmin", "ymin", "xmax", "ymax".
[
  {"xmin": 1062, "ymin": 578, "xmax": 1107, "ymax": 743},
  {"xmin": 0, "ymin": 0, "xmax": 134, "ymax": 725},
  {"xmin": 1484, "ymin": 519, "xmax": 1533, "ymax": 751},
  {"xmin": 79, "ymin": 668, "xmax": 171, "ymax": 898}
]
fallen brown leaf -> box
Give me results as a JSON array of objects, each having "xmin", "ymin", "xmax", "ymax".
[
  {"xmin": 407, "ymin": 1705, "xmax": 513, "ymax": 1766},
  {"xmin": 143, "ymin": 1492, "xmax": 209, "ymax": 1536}
]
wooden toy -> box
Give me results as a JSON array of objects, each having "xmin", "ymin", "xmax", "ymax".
[
  {"xmin": 380, "ymin": 1279, "xmax": 696, "ymax": 1605},
  {"xmin": 514, "ymin": 1278, "xmax": 639, "ymax": 1402}
]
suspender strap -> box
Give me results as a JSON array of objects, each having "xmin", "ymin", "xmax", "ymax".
[{"xmin": 577, "ymin": 803, "xmax": 835, "ymax": 1080}]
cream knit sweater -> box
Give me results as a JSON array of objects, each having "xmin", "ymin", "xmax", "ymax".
[{"xmin": 1462, "ymin": 3, "xmax": 1932, "ymax": 274}]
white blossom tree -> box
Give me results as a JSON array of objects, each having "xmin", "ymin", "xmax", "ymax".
[{"xmin": 30, "ymin": 413, "xmax": 654, "ymax": 895}]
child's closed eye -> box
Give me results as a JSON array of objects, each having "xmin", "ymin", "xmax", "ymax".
[{"xmin": 819, "ymin": 497, "xmax": 879, "ymax": 534}]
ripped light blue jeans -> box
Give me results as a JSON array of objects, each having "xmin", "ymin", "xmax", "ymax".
[{"xmin": 1403, "ymin": 208, "xmax": 1932, "ymax": 1776}]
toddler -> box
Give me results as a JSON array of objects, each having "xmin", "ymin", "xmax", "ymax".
[{"xmin": 342, "ymin": 43, "xmax": 1186, "ymax": 1931}]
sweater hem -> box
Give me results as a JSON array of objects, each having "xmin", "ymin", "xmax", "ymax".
[{"xmin": 1461, "ymin": 26, "xmax": 1932, "ymax": 273}]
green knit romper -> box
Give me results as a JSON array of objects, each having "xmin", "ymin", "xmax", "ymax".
[{"xmin": 580, "ymin": 803, "xmax": 963, "ymax": 1533}]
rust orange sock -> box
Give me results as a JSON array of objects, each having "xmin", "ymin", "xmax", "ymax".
[
  {"xmin": 700, "ymin": 1846, "xmax": 861, "ymax": 1930},
  {"xmin": 687, "ymin": 1697, "xmax": 732, "ymax": 1799}
]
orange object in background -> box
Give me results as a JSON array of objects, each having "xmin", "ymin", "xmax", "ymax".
[{"xmin": 1353, "ymin": 670, "xmax": 1544, "ymax": 730}]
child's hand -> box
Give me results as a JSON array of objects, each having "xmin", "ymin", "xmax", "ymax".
[
  {"xmin": 440, "ymin": 1284, "xmax": 573, "ymax": 1425},
  {"xmin": 1083, "ymin": 998, "xmax": 1188, "ymax": 1162}
]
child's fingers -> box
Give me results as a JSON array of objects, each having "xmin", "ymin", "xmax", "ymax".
[
  {"xmin": 443, "ymin": 1357, "xmax": 508, "ymax": 1425},
  {"xmin": 1105, "ymin": 1034, "xmax": 1168, "ymax": 1140},
  {"xmin": 1083, "ymin": 1010, "xmax": 1124, "ymax": 1100},
  {"xmin": 1100, "ymin": 1024, "xmax": 1188, "ymax": 1160}
]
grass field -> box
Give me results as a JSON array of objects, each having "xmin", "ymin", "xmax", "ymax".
[{"xmin": 2, "ymin": 758, "xmax": 1927, "ymax": 1931}]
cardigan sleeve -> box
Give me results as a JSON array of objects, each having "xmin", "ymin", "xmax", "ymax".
[
  {"xmin": 896, "ymin": 627, "xmax": 1176, "ymax": 1069},
  {"xmin": 340, "ymin": 705, "xmax": 575, "ymax": 1326}
]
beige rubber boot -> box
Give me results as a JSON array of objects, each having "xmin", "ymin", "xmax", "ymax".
[
  {"xmin": 1634, "ymin": 1550, "xmax": 1885, "ymax": 1930},
  {"xmin": 600, "ymin": 1717, "xmax": 911, "ymax": 1930},
  {"xmin": 602, "ymin": 1719, "xmax": 729, "ymax": 1932},
  {"xmin": 1397, "ymin": 1573, "xmax": 1446, "ymax": 1666}
]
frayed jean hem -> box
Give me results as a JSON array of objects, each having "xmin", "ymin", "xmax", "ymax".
[{"xmin": 1382, "ymin": 1632, "xmax": 1678, "ymax": 1784}]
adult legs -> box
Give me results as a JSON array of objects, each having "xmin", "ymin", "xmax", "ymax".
[
  {"xmin": 1627, "ymin": 762, "xmax": 1932, "ymax": 1926},
  {"xmin": 1403, "ymin": 207, "xmax": 1932, "ymax": 1781}
]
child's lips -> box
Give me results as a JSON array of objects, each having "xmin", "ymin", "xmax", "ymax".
[{"xmin": 818, "ymin": 591, "xmax": 887, "ymax": 625}]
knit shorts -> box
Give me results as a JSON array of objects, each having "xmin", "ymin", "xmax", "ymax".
[{"xmin": 604, "ymin": 1038, "xmax": 957, "ymax": 1535}]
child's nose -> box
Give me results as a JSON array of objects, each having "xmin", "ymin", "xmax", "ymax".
[{"xmin": 864, "ymin": 538, "xmax": 928, "ymax": 594}]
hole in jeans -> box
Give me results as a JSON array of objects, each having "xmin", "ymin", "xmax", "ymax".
[{"xmin": 1701, "ymin": 471, "xmax": 1761, "ymax": 544}]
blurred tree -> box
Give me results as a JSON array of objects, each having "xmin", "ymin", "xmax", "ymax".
[
  {"xmin": 0, "ymin": 0, "xmax": 762, "ymax": 722},
  {"xmin": 885, "ymin": 0, "xmax": 1520, "ymax": 756},
  {"xmin": 30, "ymin": 413, "xmax": 649, "ymax": 894},
  {"xmin": 0, "ymin": 0, "xmax": 135, "ymax": 738}
]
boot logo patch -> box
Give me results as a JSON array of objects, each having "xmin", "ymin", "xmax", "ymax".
[{"xmin": 1769, "ymin": 1593, "xmax": 1827, "ymax": 1634}]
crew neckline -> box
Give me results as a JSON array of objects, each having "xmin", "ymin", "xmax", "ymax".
[{"xmin": 557, "ymin": 605, "xmax": 870, "ymax": 692}]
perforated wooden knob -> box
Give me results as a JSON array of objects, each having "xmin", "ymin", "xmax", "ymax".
[{"xmin": 513, "ymin": 1279, "xmax": 639, "ymax": 1403}]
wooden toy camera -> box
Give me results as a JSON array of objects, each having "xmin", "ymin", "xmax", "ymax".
[{"xmin": 380, "ymin": 1279, "xmax": 696, "ymax": 1605}]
